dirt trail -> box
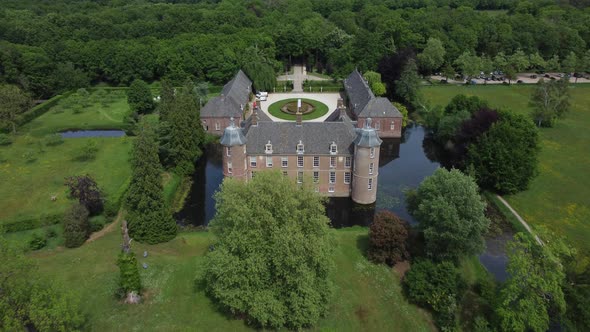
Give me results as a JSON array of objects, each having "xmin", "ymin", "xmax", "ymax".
[{"xmin": 86, "ymin": 211, "xmax": 123, "ymax": 243}]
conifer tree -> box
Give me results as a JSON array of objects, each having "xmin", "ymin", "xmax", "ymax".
[
  {"xmin": 167, "ymin": 81, "xmax": 205, "ymax": 175},
  {"xmin": 125, "ymin": 121, "xmax": 176, "ymax": 244},
  {"xmin": 157, "ymin": 79, "xmax": 175, "ymax": 122}
]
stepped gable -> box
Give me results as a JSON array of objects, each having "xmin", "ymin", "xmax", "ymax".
[{"xmin": 201, "ymin": 70, "xmax": 252, "ymax": 118}]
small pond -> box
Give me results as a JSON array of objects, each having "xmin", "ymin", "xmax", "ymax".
[
  {"xmin": 175, "ymin": 124, "xmax": 512, "ymax": 281},
  {"xmin": 60, "ymin": 130, "xmax": 126, "ymax": 138}
]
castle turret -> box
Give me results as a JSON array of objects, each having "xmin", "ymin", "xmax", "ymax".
[
  {"xmin": 352, "ymin": 118, "xmax": 382, "ymax": 204},
  {"xmin": 220, "ymin": 117, "xmax": 248, "ymax": 180}
]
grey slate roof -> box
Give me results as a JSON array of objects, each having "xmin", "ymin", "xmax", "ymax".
[
  {"xmin": 343, "ymin": 70, "xmax": 402, "ymax": 118},
  {"xmin": 354, "ymin": 118, "xmax": 383, "ymax": 148},
  {"xmin": 220, "ymin": 118, "xmax": 247, "ymax": 146},
  {"xmin": 201, "ymin": 70, "xmax": 252, "ymax": 118},
  {"xmin": 245, "ymin": 121, "xmax": 357, "ymax": 155}
]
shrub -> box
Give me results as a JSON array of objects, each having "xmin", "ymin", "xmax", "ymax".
[
  {"xmin": 64, "ymin": 174, "xmax": 104, "ymax": 215},
  {"xmin": 29, "ymin": 233, "xmax": 47, "ymax": 250},
  {"xmin": 116, "ymin": 252, "xmax": 142, "ymax": 298},
  {"xmin": 404, "ymin": 259, "xmax": 463, "ymax": 329},
  {"xmin": 63, "ymin": 204, "xmax": 90, "ymax": 248},
  {"xmin": 45, "ymin": 227, "xmax": 58, "ymax": 238},
  {"xmin": 0, "ymin": 133, "xmax": 12, "ymax": 146},
  {"xmin": 89, "ymin": 218, "xmax": 104, "ymax": 233},
  {"xmin": 75, "ymin": 140, "xmax": 99, "ymax": 161},
  {"xmin": 44, "ymin": 133, "xmax": 64, "ymax": 146},
  {"xmin": 368, "ymin": 210, "xmax": 410, "ymax": 266},
  {"xmin": 23, "ymin": 150, "xmax": 37, "ymax": 163}
]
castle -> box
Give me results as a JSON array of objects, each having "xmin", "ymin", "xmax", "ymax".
[{"xmin": 201, "ymin": 70, "xmax": 403, "ymax": 204}]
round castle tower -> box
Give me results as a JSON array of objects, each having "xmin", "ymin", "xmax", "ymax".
[
  {"xmin": 351, "ymin": 118, "xmax": 382, "ymax": 204},
  {"xmin": 220, "ymin": 117, "xmax": 248, "ymax": 180}
]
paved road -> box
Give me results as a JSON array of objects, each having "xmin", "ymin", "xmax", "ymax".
[{"xmin": 292, "ymin": 64, "xmax": 304, "ymax": 92}]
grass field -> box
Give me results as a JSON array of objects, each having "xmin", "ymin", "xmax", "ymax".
[
  {"xmin": 30, "ymin": 226, "xmax": 432, "ymax": 331},
  {"xmin": 268, "ymin": 98, "xmax": 330, "ymax": 120},
  {"xmin": 422, "ymin": 84, "xmax": 590, "ymax": 255},
  {"xmin": 0, "ymin": 89, "xmax": 133, "ymax": 227}
]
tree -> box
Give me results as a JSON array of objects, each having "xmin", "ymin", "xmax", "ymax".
[
  {"xmin": 444, "ymin": 94, "xmax": 489, "ymax": 116},
  {"xmin": 407, "ymin": 168, "xmax": 489, "ymax": 261},
  {"xmin": 116, "ymin": 220, "xmax": 142, "ymax": 304},
  {"xmin": 467, "ymin": 110, "xmax": 540, "ymax": 194},
  {"xmin": 364, "ymin": 71, "xmax": 386, "ymax": 96},
  {"xmin": 204, "ymin": 171, "xmax": 334, "ymax": 329},
  {"xmin": 157, "ymin": 79, "xmax": 175, "ymax": 122},
  {"xmin": 63, "ymin": 203, "xmax": 90, "ymax": 248},
  {"xmin": 417, "ymin": 37, "xmax": 446, "ymax": 75},
  {"xmin": 165, "ymin": 81, "xmax": 204, "ymax": 175},
  {"xmin": 394, "ymin": 58, "xmax": 422, "ymax": 108},
  {"xmin": 529, "ymin": 52, "xmax": 547, "ymax": 72},
  {"xmin": 496, "ymin": 233, "xmax": 566, "ymax": 332},
  {"xmin": 529, "ymin": 78, "xmax": 571, "ymax": 127},
  {"xmin": 441, "ymin": 62, "xmax": 455, "ymax": 81},
  {"xmin": 454, "ymin": 51, "xmax": 481, "ymax": 81},
  {"xmin": 562, "ymin": 51, "xmax": 580, "ymax": 82},
  {"xmin": 125, "ymin": 121, "xmax": 177, "ymax": 244},
  {"xmin": 0, "ymin": 84, "xmax": 31, "ymax": 133},
  {"xmin": 547, "ymin": 55, "xmax": 561, "ymax": 72},
  {"xmin": 0, "ymin": 233, "xmax": 83, "ymax": 331},
  {"xmin": 368, "ymin": 210, "xmax": 410, "ymax": 266},
  {"xmin": 126, "ymin": 79, "xmax": 154, "ymax": 114},
  {"xmin": 64, "ymin": 174, "xmax": 103, "ymax": 215},
  {"xmin": 452, "ymin": 108, "xmax": 500, "ymax": 168},
  {"xmin": 404, "ymin": 259, "xmax": 463, "ymax": 329},
  {"xmin": 392, "ymin": 102, "xmax": 409, "ymax": 128}
]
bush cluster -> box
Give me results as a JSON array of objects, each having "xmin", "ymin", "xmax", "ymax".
[
  {"xmin": 63, "ymin": 204, "xmax": 90, "ymax": 248},
  {"xmin": 116, "ymin": 252, "xmax": 142, "ymax": 298},
  {"xmin": 367, "ymin": 210, "xmax": 410, "ymax": 266}
]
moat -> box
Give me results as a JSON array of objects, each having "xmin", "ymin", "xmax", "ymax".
[{"xmin": 175, "ymin": 124, "xmax": 511, "ymax": 280}]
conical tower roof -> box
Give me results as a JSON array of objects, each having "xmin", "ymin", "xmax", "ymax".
[
  {"xmin": 220, "ymin": 117, "xmax": 247, "ymax": 146},
  {"xmin": 353, "ymin": 118, "xmax": 382, "ymax": 148}
]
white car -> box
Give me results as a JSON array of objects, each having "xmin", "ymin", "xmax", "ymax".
[
  {"xmin": 256, "ymin": 91, "xmax": 268, "ymax": 98},
  {"xmin": 258, "ymin": 95, "xmax": 267, "ymax": 101}
]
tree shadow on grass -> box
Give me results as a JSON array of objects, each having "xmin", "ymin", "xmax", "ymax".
[{"xmin": 356, "ymin": 233, "xmax": 369, "ymax": 259}]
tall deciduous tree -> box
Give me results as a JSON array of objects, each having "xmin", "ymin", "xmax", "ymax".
[
  {"xmin": 394, "ymin": 58, "xmax": 421, "ymax": 108},
  {"xmin": 64, "ymin": 174, "xmax": 104, "ymax": 215},
  {"xmin": 467, "ymin": 110, "xmax": 540, "ymax": 194},
  {"xmin": 204, "ymin": 171, "xmax": 334, "ymax": 329},
  {"xmin": 529, "ymin": 78, "xmax": 570, "ymax": 127},
  {"xmin": 417, "ymin": 37, "xmax": 446, "ymax": 75},
  {"xmin": 407, "ymin": 168, "xmax": 489, "ymax": 261},
  {"xmin": 125, "ymin": 121, "xmax": 176, "ymax": 244},
  {"xmin": 63, "ymin": 203, "xmax": 90, "ymax": 248},
  {"xmin": 368, "ymin": 210, "xmax": 410, "ymax": 266},
  {"xmin": 454, "ymin": 51, "xmax": 481, "ymax": 81},
  {"xmin": 0, "ymin": 84, "xmax": 31, "ymax": 133},
  {"xmin": 127, "ymin": 79, "xmax": 154, "ymax": 114},
  {"xmin": 496, "ymin": 233, "xmax": 566, "ymax": 332}
]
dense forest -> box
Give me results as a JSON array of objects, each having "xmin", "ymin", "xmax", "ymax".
[{"xmin": 1, "ymin": 0, "xmax": 589, "ymax": 98}]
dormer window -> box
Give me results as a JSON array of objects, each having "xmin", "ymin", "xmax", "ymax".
[
  {"xmin": 329, "ymin": 142, "xmax": 337, "ymax": 154},
  {"xmin": 265, "ymin": 141, "xmax": 273, "ymax": 154},
  {"xmin": 296, "ymin": 140, "xmax": 304, "ymax": 154}
]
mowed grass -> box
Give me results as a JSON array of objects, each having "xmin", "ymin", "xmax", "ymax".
[
  {"xmin": 268, "ymin": 98, "xmax": 330, "ymax": 120},
  {"xmin": 422, "ymin": 84, "xmax": 590, "ymax": 254},
  {"xmin": 31, "ymin": 227, "xmax": 432, "ymax": 331},
  {"xmin": 0, "ymin": 89, "xmax": 133, "ymax": 226}
]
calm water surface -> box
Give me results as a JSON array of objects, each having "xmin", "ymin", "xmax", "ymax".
[
  {"xmin": 175, "ymin": 125, "xmax": 510, "ymax": 280},
  {"xmin": 60, "ymin": 130, "xmax": 126, "ymax": 138}
]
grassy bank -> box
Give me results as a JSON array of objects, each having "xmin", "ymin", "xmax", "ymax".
[
  {"xmin": 422, "ymin": 85, "xmax": 590, "ymax": 254},
  {"xmin": 31, "ymin": 226, "xmax": 432, "ymax": 331},
  {"xmin": 267, "ymin": 98, "xmax": 329, "ymax": 120}
]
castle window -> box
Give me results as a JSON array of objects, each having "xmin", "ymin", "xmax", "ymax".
[
  {"xmin": 226, "ymin": 147, "xmax": 231, "ymax": 157},
  {"xmin": 368, "ymin": 178, "xmax": 373, "ymax": 190},
  {"xmin": 329, "ymin": 171, "xmax": 336, "ymax": 184},
  {"xmin": 215, "ymin": 122, "xmax": 220, "ymax": 131},
  {"xmin": 313, "ymin": 156, "xmax": 320, "ymax": 168},
  {"xmin": 283, "ymin": 171, "xmax": 288, "ymax": 176},
  {"xmin": 227, "ymin": 162, "xmax": 232, "ymax": 174},
  {"xmin": 266, "ymin": 156, "xmax": 273, "ymax": 168},
  {"xmin": 370, "ymin": 147, "xmax": 375, "ymax": 159},
  {"xmin": 369, "ymin": 163, "xmax": 374, "ymax": 175},
  {"xmin": 328, "ymin": 186, "xmax": 335, "ymax": 193},
  {"xmin": 330, "ymin": 156, "xmax": 336, "ymax": 168},
  {"xmin": 297, "ymin": 171, "xmax": 303, "ymax": 183},
  {"xmin": 297, "ymin": 156, "xmax": 304, "ymax": 168},
  {"xmin": 281, "ymin": 157, "xmax": 288, "ymax": 167},
  {"xmin": 344, "ymin": 172, "xmax": 351, "ymax": 184},
  {"xmin": 313, "ymin": 171, "xmax": 319, "ymax": 183},
  {"xmin": 390, "ymin": 121, "xmax": 395, "ymax": 130},
  {"xmin": 329, "ymin": 142, "xmax": 337, "ymax": 154},
  {"xmin": 345, "ymin": 156, "xmax": 351, "ymax": 168},
  {"xmin": 251, "ymin": 171, "xmax": 256, "ymax": 179},
  {"xmin": 296, "ymin": 140, "xmax": 304, "ymax": 154},
  {"xmin": 375, "ymin": 121, "xmax": 380, "ymax": 130},
  {"xmin": 250, "ymin": 156, "xmax": 257, "ymax": 168},
  {"xmin": 265, "ymin": 141, "xmax": 273, "ymax": 154}
]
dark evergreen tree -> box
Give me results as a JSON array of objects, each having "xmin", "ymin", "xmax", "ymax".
[
  {"xmin": 394, "ymin": 58, "xmax": 422, "ymax": 108},
  {"xmin": 64, "ymin": 174, "xmax": 104, "ymax": 215},
  {"xmin": 157, "ymin": 79, "xmax": 175, "ymax": 122},
  {"xmin": 127, "ymin": 79, "xmax": 154, "ymax": 115},
  {"xmin": 63, "ymin": 203, "xmax": 90, "ymax": 248},
  {"xmin": 125, "ymin": 122, "xmax": 176, "ymax": 244}
]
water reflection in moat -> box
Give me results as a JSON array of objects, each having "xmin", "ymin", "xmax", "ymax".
[{"xmin": 174, "ymin": 124, "xmax": 510, "ymax": 280}]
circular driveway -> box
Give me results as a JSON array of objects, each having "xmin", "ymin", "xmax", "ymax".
[{"xmin": 258, "ymin": 93, "xmax": 341, "ymax": 122}]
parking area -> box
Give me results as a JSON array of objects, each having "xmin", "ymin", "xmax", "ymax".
[
  {"xmin": 257, "ymin": 92, "xmax": 341, "ymax": 122},
  {"xmin": 431, "ymin": 72, "xmax": 590, "ymax": 85}
]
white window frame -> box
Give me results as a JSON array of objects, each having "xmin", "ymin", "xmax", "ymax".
[
  {"xmin": 281, "ymin": 157, "xmax": 288, "ymax": 168},
  {"xmin": 368, "ymin": 178, "xmax": 373, "ymax": 190},
  {"xmin": 329, "ymin": 171, "xmax": 336, "ymax": 184},
  {"xmin": 313, "ymin": 171, "xmax": 319, "ymax": 183},
  {"xmin": 297, "ymin": 171, "xmax": 303, "ymax": 183},
  {"xmin": 390, "ymin": 121, "xmax": 395, "ymax": 130},
  {"xmin": 344, "ymin": 172, "xmax": 351, "ymax": 184},
  {"xmin": 328, "ymin": 186, "xmax": 335, "ymax": 193},
  {"xmin": 345, "ymin": 156, "xmax": 351, "ymax": 168},
  {"xmin": 313, "ymin": 156, "xmax": 320, "ymax": 168},
  {"xmin": 226, "ymin": 147, "xmax": 231, "ymax": 157},
  {"xmin": 297, "ymin": 141, "xmax": 304, "ymax": 154},
  {"xmin": 250, "ymin": 156, "xmax": 257, "ymax": 168},
  {"xmin": 330, "ymin": 156, "xmax": 336, "ymax": 168},
  {"xmin": 370, "ymin": 147, "xmax": 375, "ymax": 159},
  {"xmin": 265, "ymin": 142, "xmax": 273, "ymax": 154},
  {"xmin": 227, "ymin": 161, "xmax": 233, "ymax": 174},
  {"xmin": 297, "ymin": 156, "xmax": 304, "ymax": 168},
  {"xmin": 215, "ymin": 122, "xmax": 220, "ymax": 131},
  {"xmin": 369, "ymin": 162, "xmax": 374, "ymax": 175},
  {"xmin": 329, "ymin": 142, "xmax": 337, "ymax": 154},
  {"xmin": 266, "ymin": 156, "xmax": 273, "ymax": 168}
]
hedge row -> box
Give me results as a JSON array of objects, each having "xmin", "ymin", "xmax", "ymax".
[
  {"xmin": 0, "ymin": 93, "xmax": 71, "ymax": 133},
  {"xmin": 3, "ymin": 213, "xmax": 63, "ymax": 233}
]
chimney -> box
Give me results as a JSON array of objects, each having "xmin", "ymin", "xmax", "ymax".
[
  {"xmin": 296, "ymin": 110, "xmax": 302, "ymax": 126},
  {"xmin": 337, "ymin": 98, "xmax": 345, "ymax": 120},
  {"xmin": 252, "ymin": 111, "xmax": 259, "ymax": 126}
]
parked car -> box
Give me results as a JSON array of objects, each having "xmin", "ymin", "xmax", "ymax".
[
  {"xmin": 256, "ymin": 91, "xmax": 268, "ymax": 98},
  {"xmin": 440, "ymin": 79, "xmax": 448, "ymax": 84},
  {"xmin": 517, "ymin": 80, "xmax": 524, "ymax": 84},
  {"xmin": 544, "ymin": 74, "xmax": 551, "ymax": 78},
  {"xmin": 530, "ymin": 74, "xmax": 537, "ymax": 79}
]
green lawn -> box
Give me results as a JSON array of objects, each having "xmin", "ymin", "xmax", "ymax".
[
  {"xmin": 268, "ymin": 98, "xmax": 329, "ymax": 120},
  {"xmin": 422, "ymin": 84, "xmax": 590, "ymax": 254},
  {"xmin": 0, "ymin": 89, "xmax": 133, "ymax": 228},
  {"xmin": 31, "ymin": 227, "xmax": 433, "ymax": 331}
]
